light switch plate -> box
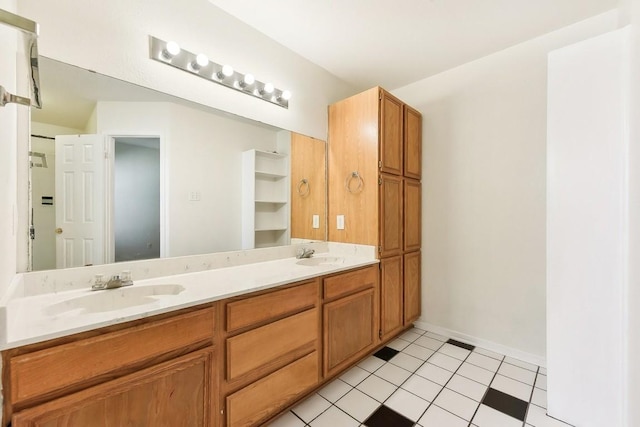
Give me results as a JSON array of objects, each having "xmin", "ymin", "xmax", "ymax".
[
  {"xmin": 312, "ymin": 214, "xmax": 320, "ymax": 229},
  {"xmin": 337, "ymin": 215, "xmax": 345, "ymax": 230}
]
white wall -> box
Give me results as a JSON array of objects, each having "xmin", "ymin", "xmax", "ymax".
[
  {"xmin": 547, "ymin": 27, "xmax": 629, "ymax": 427},
  {"xmin": 0, "ymin": 0, "xmax": 17, "ymax": 415},
  {"xmin": 392, "ymin": 11, "xmax": 618, "ymax": 361},
  {"xmin": 96, "ymin": 101, "xmax": 280, "ymax": 257},
  {"xmin": 624, "ymin": 0, "xmax": 640, "ymax": 426},
  {"xmin": 16, "ymin": 0, "xmax": 355, "ymax": 140},
  {"xmin": 30, "ymin": 136, "xmax": 55, "ymax": 270},
  {"xmin": 0, "ymin": 0, "xmax": 18, "ymax": 297}
]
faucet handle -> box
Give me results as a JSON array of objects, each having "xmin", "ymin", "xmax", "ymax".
[{"xmin": 91, "ymin": 274, "xmax": 106, "ymax": 291}]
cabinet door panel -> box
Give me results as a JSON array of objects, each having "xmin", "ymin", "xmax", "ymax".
[
  {"xmin": 380, "ymin": 174, "xmax": 403, "ymax": 258},
  {"xmin": 380, "ymin": 90, "xmax": 403, "ymax": 175},
  {"xmin": 328, "ymin": 87, "xmax": 379, "ymax": 246},
  {"xmin": 12, "ymin": 349, "xmax": 214, "ymax": 427},
  {"xmin": 404, "ymin": 106, "xmax": 422, "ymax": 179},
  {"xmin": 404, "ymin": 251, "xmax": 421, "ymax": 325},
  {"xmin": 404, "ymin": 179, "xmax": 421, "ymax": 252},
  {"xmin": 323, "ymin": 289, "xmax": 376, "ymax": 377},
  {"xmin": 381, "ymin": 256, "xmax": 404, "ymax": 340}
]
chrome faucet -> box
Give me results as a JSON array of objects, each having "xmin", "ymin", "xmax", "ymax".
[
  {"xmin": 91, "ymin": 271, "xmax": 133, "ymax": 291},
  {"xmin": 296, "ymin": 248, "xmax": 315, "ymax": 259}
]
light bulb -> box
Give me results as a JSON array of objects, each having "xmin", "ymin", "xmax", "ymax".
[
  {"xmin": 222, "ymin": 64, "xmax": 234, "ymax": 77},
  {"xmin": 190, "ymin": 53, "xmax": 209, "ymax": 71},
  {"xmin": 162, "ymin": 41, "xmax": 180, "ymax": 59},
  {"xmin": 263, "ymin": 82, "xmax": 274, "ymax": 94},
  {"xmin": 217, "ymin": 64, "xmax": 234, "ymax": 80},
  {"xmin": 195, "ymin": 54, "xmax": 209, "ymax": 67},
  {"xmin": 281, "ymin": 90, "xmax": 292, "ymax": 101},
  {"xmin": 243, "ymin": 73, "xmax": 255, "ymax": 85}
]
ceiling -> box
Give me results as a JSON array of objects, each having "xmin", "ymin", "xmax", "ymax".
[{"xmin": 210, "ymin": 0, "xmax": 619, "ymax": 90}]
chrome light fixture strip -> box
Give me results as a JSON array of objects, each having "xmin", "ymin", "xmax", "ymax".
[{"xmin": 149, "ymin": 36, "xmax": 289, "ymax": 109}]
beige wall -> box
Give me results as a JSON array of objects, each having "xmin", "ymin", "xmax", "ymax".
[
  {"xmin": 17, "ymin": 0, "xmax": 355, "ymax": 140},
  {"xmin": 625, "ymin": 0, "xmax": 640, "ymax": 425},
  {"xmin": 393, "ymin": 11, "xmax": 619, "ymax": 360},
  {"xmin": 0, "ymin": 0, "xmax": 18, "ymax": 297},
  {"xmin": 0, "ymin": 0, "xmax": 17, "ymax": 415}
]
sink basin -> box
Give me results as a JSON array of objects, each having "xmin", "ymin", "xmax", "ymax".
[
  {"xmin": 296, "ymin": 256, "xmax": 344, "ymax": 267},
  {"xmin": 44, "ymin": 284, "xmax": 186, "ymax": 316}
]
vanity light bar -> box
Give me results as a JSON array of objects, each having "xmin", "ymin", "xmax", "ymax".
[{"xmin": 149, "ymin": 36, "xmax": 290, "ymax": 109}]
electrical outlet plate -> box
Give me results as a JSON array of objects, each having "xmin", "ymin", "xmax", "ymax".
[
  {"xmin": 312, "ymin": 215, "xmax": 320, "ymax": 229},
  {"xmin": 337, "ymin": 215, "xmax": 345, "ymax": 230}
]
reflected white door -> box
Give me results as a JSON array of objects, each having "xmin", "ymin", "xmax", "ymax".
[{"xmin": 55, "ymin": 135, "xmax": 105, "ymax": 268}]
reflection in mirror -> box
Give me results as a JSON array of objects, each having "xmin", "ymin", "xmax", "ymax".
[
  {"xmin": 290, "ymin": 133, "xmax": 327, "ymax": 242},
  {"xmin": 27, "ymin": 57, "xmax": 327, "ymax": 272}
]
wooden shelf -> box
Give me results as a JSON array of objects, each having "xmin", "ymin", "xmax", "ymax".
[{"xmin": 242, "ymin": 149, "xmax": 290, "ymax": 249}]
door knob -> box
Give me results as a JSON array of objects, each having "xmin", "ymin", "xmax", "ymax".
[{"xmin": 55, "ymin": 228, "xmax": 63, "ymax": 234}]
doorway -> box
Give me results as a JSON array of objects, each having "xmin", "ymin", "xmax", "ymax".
[
  {"xmin": 112, "ymin": 137, "xmax": 161, "ymax": 263},
  {"xmin": 28, "ymin": 134, "xmax": 162, "ymax": 270}
]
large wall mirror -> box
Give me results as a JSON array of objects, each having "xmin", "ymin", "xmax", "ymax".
[{"xmin": 27, "ymin": 57, "xmax": 327, "ymax": 272}]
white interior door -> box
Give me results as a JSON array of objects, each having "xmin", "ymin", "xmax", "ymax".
[{"xmin": 55, "ymin": 134, "xmax": 106, "ymax": 268}]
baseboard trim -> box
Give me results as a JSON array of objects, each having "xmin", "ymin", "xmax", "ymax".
[{"xmin": 414, "ymin": 321, "xmax": 546, "ymax": 368}]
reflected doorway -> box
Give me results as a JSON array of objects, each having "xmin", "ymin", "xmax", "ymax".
[
  {"xmin": 29, "ymin": 134, "xmax": 162, "ymax": 270},
  {"xmin": 113, "ymin": 137, "xmax": 160, "ymax": 263}
]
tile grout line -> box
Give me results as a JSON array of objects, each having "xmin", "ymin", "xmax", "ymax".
[
  {"xmin": 288, "ymin": 329, "xmax": 535, "ymax": 427},
  {"xmin": 467, "ymin": 354, "xmax": 507, "ymax": 426},
  {"xmin": 521, "ymin": 366, "xmax": 540, "ymax": 427},
  {"xmin": 365, "ymin": 330, "xmax": 441, "ymax": 424},
  {"xmin": 399, "ymin": 337, "xmax": 477, "ymax": 426}
]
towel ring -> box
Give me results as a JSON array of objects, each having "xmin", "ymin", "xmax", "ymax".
[
  {"xmin": 297, "ymin": 178, "xmax": 310, "ymax": 197},
  {"xmin": 345, "ymin": 171, "xmax": 364, "ymax": 194}
]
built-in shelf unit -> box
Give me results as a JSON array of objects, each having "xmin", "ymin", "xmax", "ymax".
[{"xmin": 242, "ymin": 149, "xmax": 289, "ymax": 249}]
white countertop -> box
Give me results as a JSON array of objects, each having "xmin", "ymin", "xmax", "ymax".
[{"xmin": 0, "ymin": 253, "xmax": 378, "ymax": 350}]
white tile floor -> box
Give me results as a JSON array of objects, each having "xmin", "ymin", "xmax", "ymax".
[{"xmin": 267, "ymin": 328, "xmax": 572, "ymax": 427}]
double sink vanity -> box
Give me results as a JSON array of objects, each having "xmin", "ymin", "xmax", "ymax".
[
  {"xmin": 3, "ymin": 47, "xmax": 423, "ymax": 425},
  {"xmin": 0, "ymin": 243, "xmax": 417, "ymax": 426}
]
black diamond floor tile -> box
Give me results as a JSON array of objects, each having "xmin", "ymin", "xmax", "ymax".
[
  {"xmin": 482, "ymin": 387, "xmax": 528, "ymax": 421},
  {"xmin": 446, "ymin": 338, "xmax": 475, "ymax": 351},
  {"xmin": 364, "ymin": 405, "xmax": 415, "ymax": 427},
  {"xmin": 373, "ymin": 346, "xmax": 399, "ymax": 361}
]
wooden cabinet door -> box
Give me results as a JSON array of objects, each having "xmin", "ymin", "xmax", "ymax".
[
  {"xmin": 380, "ymin": 90, "xmax": 403, "ymax": 175},
  {"xmin": 404, "ymin": 251, "xmax": 421, "ymax": 325},
  {"xmin": 380, "ymin": 174, "xmax": 403, "ymax": 258},
  {"xmin": 12, "ymin": 349, "xmax": 215, "ymax": 427},
  {"xmin": 404, "ymin": 105, "xmax": 422, "ymax": 179},
  {"xmin": 328, "ymin": 87, "xmax": 380, "ymax": 246},
  {"xmin": 323, "ymin": 289, "xmax": 376, "ymax": 377},
  {"xmin": 404, "ymin": 178, "xmax": 421, "ymax": 252},
  {"xmin": 380, "ymin": 256, "xmax": 404, "ymax": 341}
]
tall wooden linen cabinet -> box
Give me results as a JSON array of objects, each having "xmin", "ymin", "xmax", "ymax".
[{"xmin": 328, "ymin": 86, "xmax": 422, "ymax": 342}]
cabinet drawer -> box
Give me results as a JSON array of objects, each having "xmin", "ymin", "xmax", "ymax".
[
  {"xmin": 323, "ymin": 266, "xmax": 377, "ymax": 301},
  {"xmin": 226, "ymin": 351, "xmax": 319, "ymax": 427},
  {"xmin": 226, "ymin": 308, "xmax": 317, "ymax": 382},
  {"xmin": 12, "ymin": 349, "xmax": 214, "ymax": 427},
  {"xmin": 226, "ymin": 280, "xmax": 318, "ymax": 333},
  {"xmin": 9, "ymin": 307, "xmax": 215, "ymax": 405}
]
